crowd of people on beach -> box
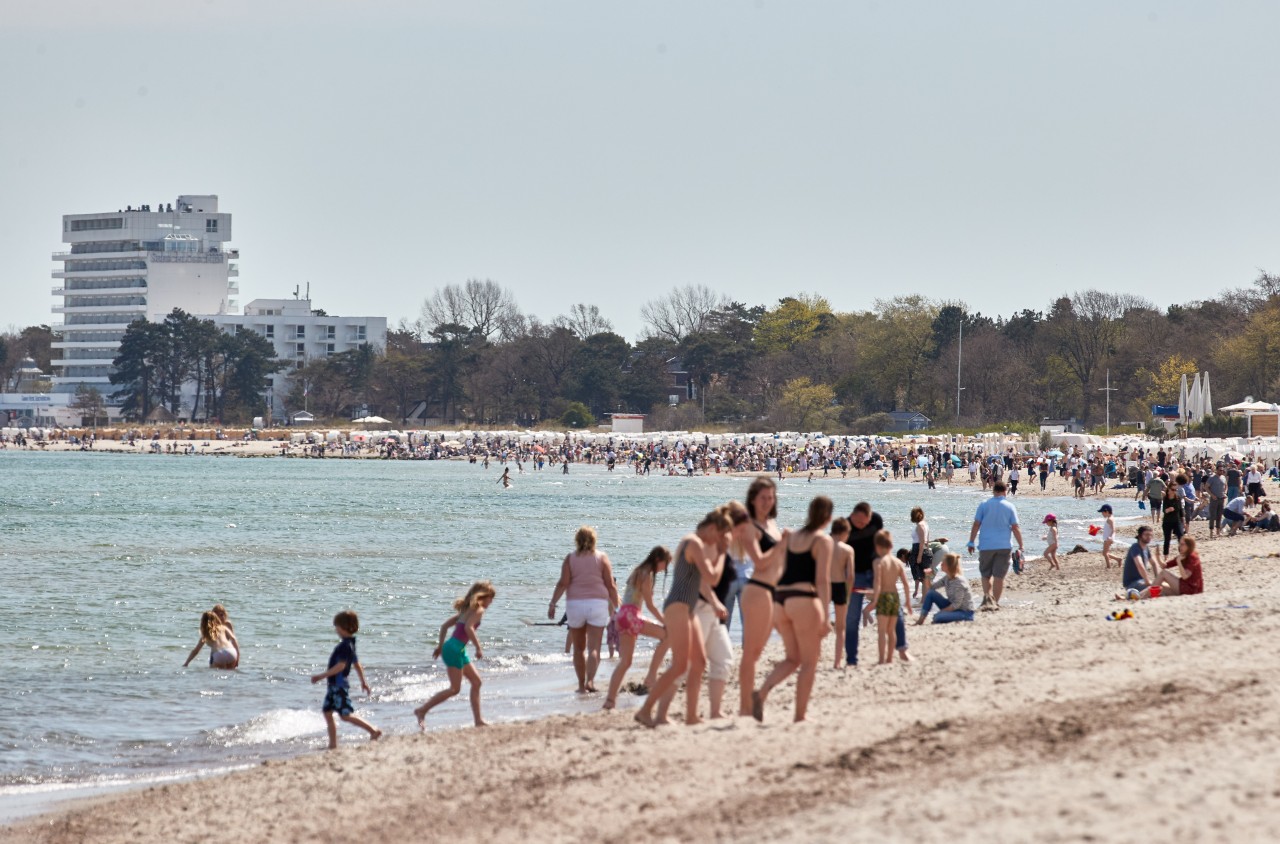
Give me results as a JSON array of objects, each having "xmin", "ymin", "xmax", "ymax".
[{"xmin": 170, "ymin": 440, "xmax": 1273, "ymax": 747}]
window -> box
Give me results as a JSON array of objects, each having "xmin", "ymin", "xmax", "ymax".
[
  {"xmin": 324, "ymin": 325, "xmax": 335, "ymax": 340},
  {"xmin": 293, "ymin": 326, "xmax": 305, "ymax": 340},
  {"xmin": 265, "ymin": 325, "xmax": 275, "ymax": 338},
  {"xmin": 206, "ymin": 219, "xmax": 218, "ymax": 232},
  {"xmin": 354, "ymin": 325, "xmax": 366, "ymax": 341},
  {"xmin": 70, "ymin": 218, "xmax": 124, "ymax": 232},
  {"xmin": 295, "ymin": 343, "xmax": 306, "ymax": 356},
  {"xmin": 326, "ymin": 343, "xmax": 335, "ymax": 355}
]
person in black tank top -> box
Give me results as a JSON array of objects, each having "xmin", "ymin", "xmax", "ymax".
[{"xmin": 752, "ymin": 496, "xmax": 833, "ymax": 725}]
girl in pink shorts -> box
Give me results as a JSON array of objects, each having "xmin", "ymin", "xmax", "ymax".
[{"xmin": 603, "ymin": 547, "xmax": 671, "ymax": 709}]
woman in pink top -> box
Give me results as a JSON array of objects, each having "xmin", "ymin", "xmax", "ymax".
[{"xmin": 549, "ymin": 527, "xmax": 620, "ymax": 693}]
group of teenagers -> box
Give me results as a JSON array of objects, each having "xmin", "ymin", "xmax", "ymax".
[{"xmin": 539, "ymin": 477, "xmax": 978, "ymax": 728}]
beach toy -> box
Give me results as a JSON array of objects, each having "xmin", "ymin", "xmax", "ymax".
[
  {"xmin": 1088, "ymin": 524, "xmax": 1101, "ymax": 536},
  {"xmin": 1149, "ymin": 585, "xmax": 1162, "ymax": 598},
  {"xmin": 1106, "ymin": 609, "xmax": 1135, "ymax": 621},
  {"xmin": 1011, "ymin": 549, "xmax": 1024, "ymax": 574}
]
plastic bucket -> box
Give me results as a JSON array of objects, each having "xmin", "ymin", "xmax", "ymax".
[
  {"xmin": 1088, "ymin": 525, "xmax": 1100, "ymax": 536},
  {"xmin": 1149, "ymin": 585, "xmax": 1162, "ymax": 598}
]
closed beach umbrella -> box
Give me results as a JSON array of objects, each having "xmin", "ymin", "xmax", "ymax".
[
  {"xmin": 1178, "ymin": 374, "xmax": 1189, "ymax": 424},
  {"xmin": 1201, "ymin": 372, "xmax": 1212, "ymax": 422},
  {"xmin": 1189, "ymin": 374, "xmax": 1202, "ymax": 424}
]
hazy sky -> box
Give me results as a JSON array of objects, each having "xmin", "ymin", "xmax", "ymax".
[{"xmin": 3, "ymin": 0, "xmax": 1278, "ymax": 342}]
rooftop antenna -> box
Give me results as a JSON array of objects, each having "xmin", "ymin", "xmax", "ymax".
[
  {"xmin": 293, "ymin": 285, "xmax": 300, "ymax": 299},
  {"xmin": 306, "ymin": 281, "xmax": 310, "ymax": 301}
]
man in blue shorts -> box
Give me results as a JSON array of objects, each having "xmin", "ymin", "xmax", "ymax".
[{"xmin": 966, "ymin": 481, "xmax": 1024, "ymax": 611}]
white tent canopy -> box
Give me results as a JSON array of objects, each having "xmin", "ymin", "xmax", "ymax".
[{"xmin": 1188, "ymin": 373, "xmax": 1203, "ymax": 423}]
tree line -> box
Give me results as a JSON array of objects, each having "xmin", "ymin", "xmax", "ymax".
[{"xmin": 5, "ymin": 272, "xmax": 1279, "ymax": 430}]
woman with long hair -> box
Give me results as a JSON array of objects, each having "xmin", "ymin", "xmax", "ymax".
[
  {"xmin": 735, "ymin": 477, "xmax": 791, "ymax": 718},
  {"xmin": 752, "ymin": 495, "xmax": 834, "ymax": 723},
  {"xmin": 634, "ymin": 504, "xmax": 749, "ymax": 727},
  {"xmin": 183, "ymin": 610, "xmax": 239, "ymax": 669},
  {"xmin": 549, "ymin": 527, "xmax": 621, "ymax": 693},
  {"xmin": 602, "ymin": 546, "xmax": 671, "ymax": 710}
]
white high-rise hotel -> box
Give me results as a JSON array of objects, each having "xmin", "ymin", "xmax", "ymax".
[
  {"xmin": 51, "ymin": 195, "xmax": 237, "ymax": 396},
  {"xmin": 51, "ymin": 195, "xmax": 386, "ymax": 422}
]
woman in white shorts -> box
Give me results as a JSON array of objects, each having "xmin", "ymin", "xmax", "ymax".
[{"xmin": 549, "ymin": 526, "xmax": 620, "ymax": 693}]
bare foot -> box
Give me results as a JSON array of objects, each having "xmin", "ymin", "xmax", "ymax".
[
  {"xmin": 751, "ymin": 690, "xmax": 764, "ymax": 722},
  {"xmin": 602, "ymin": 698, "xmax": 616, "ymax": 710},
  {"xmin": 634, "ymin": 711, "xmax": 656, "ymax": 729},
  {"xmin": 414, "ymin": 707, "xmax": 426, "ymax": 732},
  {"xmin": 898, "ymin": 649, "xmax": 914, "ymax": 662},
  {"xmin": 475, "ymin": 720, "xmax": 489, "ymax": 728},
  {"xmin": 585, "ymin": 683, "xmax": 598, "ymax": 693},
  {"xmin": 370, "ymin": 729, "xmax": 383, "ymax": 741}
]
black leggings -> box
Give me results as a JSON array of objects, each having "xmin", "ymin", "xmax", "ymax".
[{"xmin": 1162, "ymin": 520, "xmax": 1184, "ymax": 555}]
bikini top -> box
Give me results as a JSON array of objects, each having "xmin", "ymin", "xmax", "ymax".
[
  {"xmin": 754, "ymin": 521, "xmax": 778, "ymax": 553},
  {"xmin": 778, "ymin": 540, "xmax": 817, "ymax": 587}
]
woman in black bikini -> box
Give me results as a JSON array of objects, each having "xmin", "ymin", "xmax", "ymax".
[
  {"xmin": 736, "ymin": 477, "xmax": 790, "ymax": 718},
  {"xmin": 753, "ymin": 495, "xmax": 833, "ymax": 723}
]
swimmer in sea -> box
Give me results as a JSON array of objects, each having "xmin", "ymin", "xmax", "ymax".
[{"xmin": 183, "ymin": 610, "xmax": 239, "ymax": 669}]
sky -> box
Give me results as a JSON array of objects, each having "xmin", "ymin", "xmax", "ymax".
[{"xmin": 3, "ymin": 0, "xmax": 1279, "ymax": 343}]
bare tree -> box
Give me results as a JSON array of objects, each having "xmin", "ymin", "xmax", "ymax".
[
  {"xmin": 418, "ymin": 279, "xmax": 522, "ymax": 341},
  {"xmin": 640, "ymin": 284, "xmax": 729, "ymax": 343},
  {"xmin": 555, "ymin": 303, "xmax": 614, "ymax": 339},
  {"xmin": 1048, "ymin": 289, "xmax": 1152, "ymax": 423}
]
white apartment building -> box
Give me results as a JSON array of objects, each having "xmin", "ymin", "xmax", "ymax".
[
  {"xmin": 209, "ymin": 298, "xmax": 387, "ymax": 422},
  {"xmin": 51, "ymin": 195, "xmax": 237, "ymax": 397}
]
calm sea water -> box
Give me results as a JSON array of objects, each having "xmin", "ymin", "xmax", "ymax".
[{"xmin": 0, "ymin": 451, "xmax": 1137, "ymax": 812}]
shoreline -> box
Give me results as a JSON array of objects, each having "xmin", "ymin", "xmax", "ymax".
[
  {"xmin": 1, "ymin": 442, "xmax": 1174, "ymax": 501},
  {"xmin": 7, "ymin": 521, "xmax": 1279, "ymax": 842}
]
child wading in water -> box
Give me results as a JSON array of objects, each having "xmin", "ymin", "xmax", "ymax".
[
  {"xmin": 310, "ymin": 610, "xmax": 382, "ymax": 749},
  {"xmin": 183, "ymin": 609, "xmax": 240, "ymax": 669},
  {"xmin": 862, "ymin": 530, "xmax": 912, "ymax": 665},
  {"xmin": 415, "ymin": 581, "xmax": 495, "ymax": 729},
  {"xmin": 1042, "ymin": 514, "xmax": 1061, "ymax": 571}
]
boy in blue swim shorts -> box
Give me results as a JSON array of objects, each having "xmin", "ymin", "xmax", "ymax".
[{"xmin": 310, "ymin": 610, "xmax": 382, "ymax": 750}]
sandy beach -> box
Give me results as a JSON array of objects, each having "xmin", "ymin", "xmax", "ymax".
[{"xmin": 6, "ymin": 513, "xmax": 1278, "ymax": 844}]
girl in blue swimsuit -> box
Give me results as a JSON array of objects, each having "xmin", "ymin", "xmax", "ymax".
[{"xmin": 414, "ymin": 581, "xmax": 496, "ymax": 730}]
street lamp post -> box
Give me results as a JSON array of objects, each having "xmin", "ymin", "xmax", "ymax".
[{"xmin": 1098, "ymin": 369, "xmax": 1118, "ymax": 435}]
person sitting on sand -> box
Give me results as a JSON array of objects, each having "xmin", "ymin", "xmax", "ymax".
[
  {"xmin": 183, "ymin": 610, "xmax": 239, "ymax": 669},
  {"xmin": 603, "ymin": 547, "xmax": 670, "ymax": 710},
  {"xmin": 1222, "ymin": 494, "xmax": 1254, "ymax": 536},
  {"xmin": 1135, "ymin": 536, "xmax": 1202, "ymax": 599},
  {"xmin": 415, "ymin": 581, "xmax": 495, "ymax": 729},
  {"xmin": 915, "ymin": 553, "xmax": 974, "ymax": 624},
  {"xmin": 1117, "ymin": 526, "xmax": 1155, "ymax": 598}
]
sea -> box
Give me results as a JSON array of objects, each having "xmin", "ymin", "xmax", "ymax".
[{"xmin": 0, "ymin": 451, "xmax": 1141, "ymax": 821}]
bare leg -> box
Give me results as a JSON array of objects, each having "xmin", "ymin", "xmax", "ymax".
[
  {"xmin": 991, "ymin": 576, "xmax": 1005, "ymax": 606},
  {"xmin": 339, "ymin": 713, "xmax": 381, "ymax": 740},
  {"xmin": 738, "ymin": 585, "xmax": 774, "ymax": 716},
  {"xmin": 414, "ymin": 670, "xmax": 463, "ymax": 730},
  {"xmin": 683, "ymin": 616, "xmax": 708, "ymax": 726},
  {"xmin": 756, "ymin": 609, "xmax": 801, "ymax": 721},
  {"xmin": 323, "ymin": 711, "xmax": 338, "ymax": 750},
  {"xmin": 584, "ymin": 624, "xmax": 605, "ymax": 692},
  {"xmin": 463, "ymin": 664, "xmax": 487, "ymax": 726},
  {"xmin": 604, "ymin": 634, "xmax": 636, "ymax": 708},
  {"xmin": 569, "ymin": 627, "xmax": 588, "ymax": 692},
  {"xmin": 788, "ymin": 599, "xmax": 823, "ymax": 721},
  {"xmin": 832, "ymin": 603, "xmax": 846, "ymax": 669},
  {"xmin": 643, "ymin": 638, "xmax": 670, "ymax": 688},
  {"xmin": 636, "ymin": 607, "xmax": 691, "ymax": 727}
]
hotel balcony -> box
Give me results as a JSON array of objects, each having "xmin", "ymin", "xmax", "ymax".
[
  {"xmin": 228, "ymin": 281, "xmax": 239, "ymax": 293},
  {"xmin": 52, "ymin": 268, "xmax": 145, "ymax": 280},
  {"xmin": 51, "ymin": 358, "xmax": 116, "ymax": 367},
  {"xmin": 228, "ymin": 263, "xmax": 239, "ymax": 277},
  {"xmin": 52, "ymin": 250, "xmax": 147, "ymax": 261},
  {"xmin": 53, "ymin": 303, "xmax": 146, "ymax": 315},
  {"xmin": 55, "ymin": 285, "xmax": 148, "ymax": 297},
  {"xmin": 52, "ymin": 339, "xmax": 124, "ymax": 349}
]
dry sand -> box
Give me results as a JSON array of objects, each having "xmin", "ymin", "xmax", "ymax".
[{"xmin": 6, "ymin": 519, "xmax": 1279, "ymax": 843}]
